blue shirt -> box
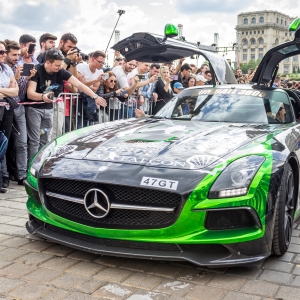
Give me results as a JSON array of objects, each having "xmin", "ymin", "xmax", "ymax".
[
  {"xmin": 17, "ymin": 55, "xmax": 39, "ymax": 66},
  {"xmin": 141, "ymin": 73, "xmax": 157, "ymax": 100}
]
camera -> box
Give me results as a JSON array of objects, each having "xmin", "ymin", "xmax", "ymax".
[
  {"xmin": 43, "ymin": 91, "xmax": 54, "ymax": 100},
  {"xmin": 71, "ymin": 47, "xmax": 81, "ymax": 54},
  {"xmin": 137, "ymin": 74, "xmax": 146, "ymax": 80},
  {"xmin": 81, "ymin": 53, "xmax": 89, "ymax": 62}
]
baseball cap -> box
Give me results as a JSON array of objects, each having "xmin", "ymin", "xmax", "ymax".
[
  {"xmin": 174, "ymin": 82, "xmax": 184, "ymax": 89},
  {"xmin": 196, "ymin": 74, "xmax": 207, "ymax": 82}
]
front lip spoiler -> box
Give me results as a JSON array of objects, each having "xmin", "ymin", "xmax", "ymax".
[{"xmin": 26, "ymin": 217, "xmax": 269, "ymax": 267}]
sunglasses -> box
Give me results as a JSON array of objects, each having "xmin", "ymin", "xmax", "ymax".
[
  {"xmin": 0, "ymin": 50, "xmax": 7, "ymax": 55},
  {"xmin": 96, "ymin": 58, "xmax": 105, "ymax": 64},
  {"xmin": 109, "ymin": 79, "xmax": 117, "ymax": 83}
]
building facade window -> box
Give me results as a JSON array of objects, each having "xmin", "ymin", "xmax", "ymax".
[
  {"xmin": 277, "ymin": 17, "xmax": 279, "ymax": 23},
  {"xmin": 251, "ymin": 48, "xmax": 255, "ymax": 52},
  {"xmin": 285, "ymin": 32, "xmax": 288, "ymax": 36},
  {"xmin": 243, "ymin": 49, "xmax": 247, "ymax": 53},
  {"xmin": 243, "ymin": 39, "xmax": 248, "ymax": 45},
  {"xmin": 242, "ymin": 32, "xmax": 244, "ymax": 35},
  {"xmin": 250, "ymin": 38, "xmax": 256, "ymax": 45},
  {"xmin": 259, "ymin": 48, "xmax": 263, "ymax": 52},
  {"xmin": 281, "ymin": 19, "xmax": 283, "ymax": 25},
  {"xmin": 250, "ymin": 31, "xmax": 252, "ymax": 35},
  {"xmin": 259, "ymin": 16, "xmax": 264, "ymax": 23},
  {"xmin": 254, "ymin": 31, "xmax": 256, "ymax": 34},
  {"xmin": 258, "ymin": 30, "xmax": 260, "ymax": 34},
  {"xmin": 244, "ymin": 18, "xmax": 248, "ymax": 25},
  {"xmin": 293, "ymin": 56, "xmax": 298, "ymax": 62},
  {"xmin": 246, "ymin": 32, "xmax": 248, "ymax": 35},
  {"xmin": 243, "ymin": 54, "xmax": 247, "ymax": 61},
  {"xmin": 262, "ymin": 30, "xmax": 264, "ymax": 34},
  {"xmin": 285, "ymin": 20, "xmax": 287, "ymax": 25},
  {"xmin": 251, "ymin": 54, "xmax": 255, "ymax": 60},
  {"xmin": 259, "ymin": 53, "xmax": 263, "ymax": 59},
  {"xmin": 251, "ymin": 17, "xmax": 256, "ymax": 24},
  {"xmin": 284, "ymin": 58, "xmax": 289, "ymax": 62},
  {"xmin": 258, "ymin": 38, "xmax": 264, "ymax": 44}
]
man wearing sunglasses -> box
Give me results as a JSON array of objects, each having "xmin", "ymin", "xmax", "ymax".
[
  {"xmin": 76, "ymin": 50, "xmax": 106, "ymax": 92},
  {"xmin": 26, "ymin": 49, "xmax": 107, "ymax": 162}
]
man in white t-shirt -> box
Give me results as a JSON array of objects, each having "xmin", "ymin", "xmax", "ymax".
[
  {"xmin": 76, "ymin": 50, "xmax": 106, "ymax": 126},
  {"xmin": 76, "ymin": 50, "xmax": 105, "ymax": 92}
]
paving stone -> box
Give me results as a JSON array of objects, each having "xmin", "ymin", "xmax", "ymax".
[
  {"xmin": 293, "ymin": 264, "xmax": 300, "ymax": 275},
  {"xmin": 43, "ymin": 244, "xmax": 75, "ymax": 256},
  {"xmin": 290, "ymin": 275, "xmax": 300, "ymax": 287},
  {"xmin": 222, "ymin": 291, "xmax": 261, "ymax": 300},
  {"xmin": 0, "ymin": 262, "xmax": 37, "ymax": 278},
  {"xmin": 185, "ymin": 284, "xmax": 226, "ymax": 300},
  {"xmin": 127, "ymin": 289, "xmax": 167, "ymax": 300},
  {"xmin": 272, "ymin": 252, "xmax": 295, "ymax": 263},
  {"xmin": 0, "ymin": 260, "xmax": 12, "ymax": 270},
  {"xmin": 76, "ymin": 278, "xmax": 107, "ymax": 294},
  {"xmin": 226, "ymin": 266, "xmax": 263, "ymax": 279},
  {"xmin": 6, "ymin": 218, "xmax": 27, "ymax": 227},
  {"xmin": 293, "ymin": 254, "xmax": 300, "ymax": 264},
  {"xmin": 0, "ymin": 277, "xmax": 24, "ymax": 293},
  {"xmin": 276, "ymin": 286, "xmax": 300, "ymax": 300},
  {"xmin": 177, "ymin": 269, "xmax": 214, "ymax": 285},
  {"xmin": 148, "ymin": 263, "xmax": 183, "ymax": 278},
  {"xmin": 50, "ymin": 273, "xmax": 90, "ymax": 289},
  {"xmin": 0, "ymin": 216, "xmax": 18, "ymax": 224},
  {"xmin": 93, "ymin": 283, "xmax": 135, "ymax": 299},
  {"xmin": 39, "ymin": 289, "xmax": 70, "ymax": 300},
  {"xmin": 65, "ymin": 261, "xmax": 104, "ymax": 276},
  {"xmin": 66, "ymin": 250, "xmax": 99, "ymax": 261},
  {"xmin": 0, "ymin": 246, "xmax": 7, "ymax": 252},
  {"xmin": 1, "ymin": 236, "xmax": 30, "ymax": 248},
  {"xmin": 0, "ymin": 234, "xmax": 11, "ymax": 242},
  {"xmin": 94, "ymin": 255, "xmax": 125, "ymax": 267},
  {"xmin": 292, "ymin": 229, "xmax": 300, "ymax": 236},
  {"xmin": 40, "ymin": 256, "xmax": 77, "ymax": 270},
  {"xmin": 63, "ymin": 292, "xmax": 95, "ymax": 300},
  {"xmin": 287, "ymin": 244, "xmax": 300, "ymax": 253},
  {"xmin": 15, "ymin": 251, "xmax": 53, "ymax": 265},
  {"xmin": 22, "ymin": 268, "xmax": 63, "ymax": 284},
  {"xmin": 153, "ymin": 279, "xmax": 193, "ymax": 296},
  {"xmin": 196, "ymin": 266, "xmax": 228, "ymax": 274},
  {"xmin": 207, "ymin": 274, "xmax": 246, "ymax": 291},
  {"xmin": 118, "ymin": 258, "xmax": 158, "ymax": 273},
  {"xmin": 0, "ymin": 248, "xmax": 29, "ymax": 261},
  {"xmin": 0, "ymin": 207, "xmax": 25, "ymax": 217},
  {"xmin": 20, "ymin": 240, "xmax": 54, "ymax": 252},
  {"xmin": 240, "ymin": 279, "xmax": 279, "ymax": 297},
  {"xmin": 94, "ymin": 267, "xmax": 132, "ymax": 283},
  {"xmin": 262, "ymin": 259, "xmax": 294, "ymax": 273},
  {"xmin": 291, "ymin": 236, "xmax": 300, "ymax": 245},
  {"xmin": 8, "ymin": 282, "xmax": 52, "ymax": 299},
  {"xmin": 10, "ymin": 227, "xmax": 29, "ymax": 237},
  {"xmin": 123, "ymin": 273, "xmax": 162, "ymax": 290},
  {"xmin": 258, "ymin": 269, "xmax": 293, "ymax": 284}
]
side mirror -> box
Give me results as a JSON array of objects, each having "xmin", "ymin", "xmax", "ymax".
[
  {"xmin": 162, "ymin": 24, "xmax": 178, "ymax": 42},
  {"xmin": 289, "ymin": 18, "xmax": 300, "ymax": 39}
]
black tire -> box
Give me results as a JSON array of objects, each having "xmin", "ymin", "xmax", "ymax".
[{"xmin": 272, "ymin": 163, "xmax": 296, "ymax": 255}]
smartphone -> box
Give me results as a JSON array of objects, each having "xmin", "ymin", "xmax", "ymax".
[
  {"xmin": 137, "ymin": 74, "xmax": 146, "ymax": 80},
  {"xmin": 28, "ymin": 44, "xmax": 35, "ymax": 55},
  {"xmin": 21, "ymin": 63, "xmax": 34, "ymax": 76},
  {"xmin": 120, "ymin": 90, "xmax": 127, "ymax": 96},
  {"xmin": 103, "ymin": 73, "xmax": 109, "ymax": 80},
  {"xmin": 171, "ymin": 75, "xmax": 178, "ymax": 80}
]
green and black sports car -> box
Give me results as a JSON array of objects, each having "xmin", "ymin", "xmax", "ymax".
[{"xmin": 25, "ymin": 20, "xmax": 300, "ymax": 266}]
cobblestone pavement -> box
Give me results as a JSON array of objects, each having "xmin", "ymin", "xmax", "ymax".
[{"xmin": 1, "ymin": 182, "xmax": 300, "ymax": 299}]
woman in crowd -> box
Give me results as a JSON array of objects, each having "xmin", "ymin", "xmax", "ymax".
[
  {"xmin": 0, "ymin": 41, "xmax": 18, "ymax": 191},
  {"xmin": 153, "ymin": 66, "xmax": 173, "ymax": 114},
  {"xmin": 97, "ymin": 71, "xmax": 126, "ymax": 121},
  {"xmin": 182, "ymin": 76, "xmax": 196, "ymax": 88}
]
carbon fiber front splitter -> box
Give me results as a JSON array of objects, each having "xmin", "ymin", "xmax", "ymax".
[{"xmin": 26, "ymin": 215, "xmax": 269, "ymax": 267}]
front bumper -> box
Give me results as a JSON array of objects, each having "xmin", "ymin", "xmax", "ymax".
[{"xmin": 27, "ymin": 214, "xmax": 269, "ymax": 267}]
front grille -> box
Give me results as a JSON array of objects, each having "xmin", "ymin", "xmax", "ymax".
[
  {"xmin": 205, "ymin": 209, "xmax": 256, "ymax": 230},
  {"xmin": 42, "ymin": 178, "xmax": 183, "ymax": 229}
]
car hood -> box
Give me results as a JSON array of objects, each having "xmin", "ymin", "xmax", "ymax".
[{"xmin": 50, "ymin": 119, "xmax": 278, "ymax": 172}]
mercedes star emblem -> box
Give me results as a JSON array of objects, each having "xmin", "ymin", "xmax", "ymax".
[{"xmin": 84, "ymin": 188, "xmax": 110, "ymax": 219}]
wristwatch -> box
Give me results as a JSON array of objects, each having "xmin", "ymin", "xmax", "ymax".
[{"xmin": 92, "ymin": 94, "xmax": 99, "ymax": 100}]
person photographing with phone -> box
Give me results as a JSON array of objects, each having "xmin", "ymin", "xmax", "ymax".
[
  {"xmin": 18, "ymin": 34, "xmax": 39, "ymax": 67},
  {"xmin": 26, "ymin": 49, "xmax": 107, "ymax": 162}
]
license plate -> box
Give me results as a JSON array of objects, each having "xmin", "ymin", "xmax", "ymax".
[{"xmin": 140, "ymin": 176, "xmax": 178, "ymax": 191}]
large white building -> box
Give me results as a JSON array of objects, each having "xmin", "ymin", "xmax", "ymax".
[{"xmin": 235, "ymin": 10, "xmax": 298, "ymax": 74}]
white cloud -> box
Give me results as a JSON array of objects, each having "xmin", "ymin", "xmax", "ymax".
[{"xmin": 150, "ymin": 3, "xmax": 163, "ymax": 5}]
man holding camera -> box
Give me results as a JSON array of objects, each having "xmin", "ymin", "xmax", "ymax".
[{"xmin": 26, "ymin": 49, "xmax": 107, "ymax": 162}]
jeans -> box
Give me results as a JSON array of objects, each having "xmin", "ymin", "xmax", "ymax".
[
  {"xmin": 119, "ymin": 104, "xmax": 136, "ymax": 119},
  {"xmin": 25, "ymin": 106, "xmax": 53, "ymax": 162},
  {"xmin": 0, "ymin": 107, "xmax": 13, "ymax": 177},
  {"xmin": 8, "ymin": 106, "xmax": 27, "ymax": 179}
]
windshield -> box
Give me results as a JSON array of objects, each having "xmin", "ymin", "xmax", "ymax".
[{"xmin": 155, "ymin": 88, "xmax": 294, "ymax": 124}]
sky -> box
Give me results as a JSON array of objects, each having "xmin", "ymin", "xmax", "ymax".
[{"xmin": 0, "ymin": 0, "xmax": 299, "ymax": 66}]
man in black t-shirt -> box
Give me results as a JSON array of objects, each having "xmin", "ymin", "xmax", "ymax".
[{"xmin": 26, "ymin": 49, "xmax": 106, "ymax": 161}]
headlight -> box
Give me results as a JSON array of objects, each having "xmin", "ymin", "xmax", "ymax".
[
  {"xmin": 30, "ymin": 141, "xmax": 56, "ymax": 177},
  {"xmin": 208, "ymin": 156, "xmax": 265, "ymax": 199}
]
